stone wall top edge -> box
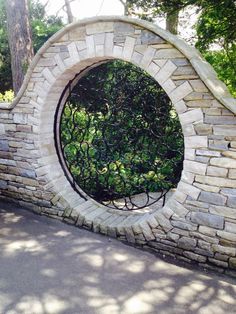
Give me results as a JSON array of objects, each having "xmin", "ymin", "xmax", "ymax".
[{"xmin": 0, "ymin": 15, "xmax": 235, "ymax": 114}]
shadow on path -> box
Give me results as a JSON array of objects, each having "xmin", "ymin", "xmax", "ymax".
[{"xmin": 0, "ymin": 201, "xmax": 236, "ymax": 314}]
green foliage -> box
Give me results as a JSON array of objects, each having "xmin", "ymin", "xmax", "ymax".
[
  {"xmin": 0, "ymin": 0, "xmax": 63, "ymax": 93},
  {"xmin": 30, "ymin": 0, "xmax": 63, "ymax": 52},
  {"xmin": 195, "ymin": 0, "xmax": 236, "ymax": 96},
  {"xmin": 203, "ymin": 50, "xmax": 236, "ymax": 97},
  {"xmin": 0, "ymin": 89, "xmax": 14, "ymax": 102},
  {"xmin": 61, "ymin": 61, "xmax": 184, "ymax": 201},
  {"xmin": 126, "ymin": 0, "xmax": 236, "ymax": 96},
  {"xmin": 0, "ymin": 0, "xmax": 12, "ymax": 92}
]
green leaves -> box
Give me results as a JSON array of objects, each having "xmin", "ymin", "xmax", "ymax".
[{"xmin": 60, "ymin": 60, "xmax": 184, "ymax": 204}]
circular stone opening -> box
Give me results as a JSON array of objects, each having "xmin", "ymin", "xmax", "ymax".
[{"xmin": 55, "ymin": 60, "xmax": 184, "ymax": 211}]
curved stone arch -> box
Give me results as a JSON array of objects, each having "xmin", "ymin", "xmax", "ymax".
[{"xmin": 1, "ymin": 16, "xmax": 236, "ymax": 270}]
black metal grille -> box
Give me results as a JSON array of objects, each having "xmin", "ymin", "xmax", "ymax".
[{"xmin": 55, "ymin": 60, "xmax": 184, "ymax": 210}]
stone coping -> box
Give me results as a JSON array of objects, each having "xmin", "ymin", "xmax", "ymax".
[{"xmin": 0, "ymin": 16, "xmax": 235, "ymax": 113}]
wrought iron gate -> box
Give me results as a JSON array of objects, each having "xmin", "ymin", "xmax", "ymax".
[{"xmin": 55, "ymin": 60, "xmax": 184, "ymax": 210}]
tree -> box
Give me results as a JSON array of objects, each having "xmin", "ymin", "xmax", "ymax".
[
  {"xmin": 56, "ymin": 0, "xmax": 75, "ymax": 24},
  {"xmin": 195, "ymin": 0, "xmax": 236, "ymax": 96},
  {"xmin": 124, "ymin": 0, "xmax": 185, "ymax": 34},
  {"xmin": 118, "ymin": 0, "xmax": 130, "ymax": 16},
  {"xmin": 0, "ymin": 0, "xmax": 63, "ymax": 94},
  {"xmin": 30, "ymin": 0, "xmax": 64, "ymax": 52},
  {"xmin": 125, "ymin": 0, "xmax": 236, "ymax": 95},
  {"xmin": 64, "ymin": 0, "xmax": 74, "ymax": 23},
  {"xmin": 5, "ymin": 0, "xmax": 34, "ymax": 94}
]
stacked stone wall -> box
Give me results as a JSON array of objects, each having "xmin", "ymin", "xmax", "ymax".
[{"xmin": 0, "ymin": 17, "xmax": 236, "ymax": 275}]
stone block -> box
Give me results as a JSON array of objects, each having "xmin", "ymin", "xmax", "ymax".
[
  {"xmin": 155, "ymin": 48, "xmax": 183, "ymax": 59},
  {"xmin": 189, "ymin": 79, "xmax": 208, "ymax": 92},
  {"xmin": 207, "ymin": 166, "xmax": 228, "ymax": 177},
  {"xmin": 205, "ymin": 115, "xmax": 236, "ymax": 125},
  {"xmin": 182, "ymin": 124, "xmax": 196, "ymax": 136},
  {"xmin": 198, "ymin": 239, "xmax": 212, "ymax": 251},
  {"xmin": 195, "ymin": 175, "xmax": 236, "ymax": 188},
  {"xmin": 123, "ymin": 36, "xmax": 136, "ymax": 61},
  {"xmin": 220, "ymin": 188, "xmax": 236, "ymax": 196},
  {"xmin": 0, "ymin": 180, "xmax": 7, "ymax": 189},
  {"xmin": 181, "ymin": 171, "xmax": 195, "ymax": 184},
  {"xmin": 86, "ymin": 22, "xmax": 114, "ymax": 35},
  {"xmin": 184, "ymin": 148, "xmax": 195, "ymax": 160},
  {"xmin": 140, "ymin": 30, "xmax": 165, "ymax": 45},
  {"xmin": 209, "ymin": 140, "xmax": 229, "ymax": 151},
  {"xmin": 227, "ymin": 196, "xmax": 236, "ymax": 208},
  {"xmin": 0, "ymin": 158, "xmax": 16, "ymax": 167},
  {"xmin": 169, "ymin": 81, "xmax": 193, "ymax": 103},
  {"xmin": 95, "ymin": 44, "xmax": 104, "ymax": 57},
  {"xmin": 140, "ymin": 46, "xmax": 156, "ymax": 69},
  {"xmin": 194, "ymin": 183, "xmax": 219, "ymax": 193},
  {"xmin": 67, "ymin": 42, "xmax": 80, "ymax": 62},
  {"xmin": 42, "ymin": 68, "xmax": 56, "ymax": 84},
  {"xmin": 115, "ymin": 21, "xmax": 134, "ymax": 34},
  {"xmin": 68, "ymin": 27, "xmax": 86, "ymax": 40},
  {"xmin": 168, "ymin": 199, "xmax": 188, "ymax": 217},
  {"xmin": 185, "ymin": 136, "xmax": 208, "ymax": 148},
  {"xmin": 208, "ymin": 258, "xmax": 228, "ymax": 268},
  {"xmin": 131, "ymin": 51, "xmax": 142, "ymax": 66},
  {"xmin": 139, "ymin": 220, "xmax": 155, "ymax": 241},
  {"xmin": 194, "ymin": 123, "xmax": 212, "ymax": 135},
  {"xmin": 225, "ymin": 222, "xmax": 236, "ymax": 234},
  {"xmin": 171, "ymin": 220, "xmax": 197, "ymax": 231},
  {"xmin": 187, "ymin": 100, "xmax": 212, "ymax": 108},
  {"xmin": 183, "ymin": 251, "xmax": 206, "ymax": 262},
  {"xmin": 174, "ymin": 100, "xmax": 187, "ymax": 114},
  {"xmin": 20, "ymin": 169, "xmax": 36, "ymax": 179},
  {"xmin": 191, "ymin": 212, "xmax": 224, "ymax": 229},
  {"xmin": 13, "ymin": 113, "xmax": 28, "ymax": 124},
  {"xmin": 162, "ymin": 78, "xmax": 177, "ymax": 94},
  {"xmin": 229, "ymin": 169, "xmax": 236, "ymax": 179},
  {"xmin": 154, "ymin": 212, "xmax": 173, "ymax": 232},
  {"xmin": 229, "ymin": 258, "xmax": 236, "ymax": 269},
  {"xmin": 124, "ymin": 227, "xmax": 136, "ymax": 243},
  {"xmin": 217, "ymin": 230, "xmax": 236, "ymax": 242},
  {"xmin": 179, "ymin": 108, "xmax": 203, "ymax": 125},
  {"xmin": 222, "ymin": 151, "xmax": 236, "ymax": 159},
  {"xmin": 178, "ymin": 236, "xmax": 196, "ymax": 250},
  {"xmin": 186, "ymin": 199, "xmax": 209, "ymax": 209},
  {"xmin": 155, "ymin": 60, "xmax": 177, "ymax": 84},
  {"xmin": 199, "ymin": 191, "xmax": 227, "ymax": 206},
  {"xmin": 113, "ymin": 45, "xmax": 123, "ymax": 58},
  {"xmin": 0, "ymin": 124, "xmax": 5, "ymax": 134},
  {"xmin": 177, "ymin": 181, "xmax": 200, "ymax": 200},
  {"xmin": 213, "ymin": 125, "xmax": 236, "ymax": 136},
  {"xmin": 184, "ymin": 160, "xmax": 207, "ymax": 175},
  {"xmin": 210, "ymin": 157, "xmax": 236, "ymax": 169},
  {"xmin": 0, "ymin": 140, "xmax": 9, "ymax": 152},
  {"xmin": 212, "ymin": 244, "xmax": 236, "ymax": 257},
  {"xmin": 210, "ymin": 205, "xmax": 236, "ymax": 219},
  {"xmin": 85, "ymin": 35, "xmax": 95, "ymax": 58}
]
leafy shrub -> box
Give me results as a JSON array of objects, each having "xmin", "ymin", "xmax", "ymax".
[{"xmin": 60, "ymin": 60, "xmax": 184, "ymax": 202}]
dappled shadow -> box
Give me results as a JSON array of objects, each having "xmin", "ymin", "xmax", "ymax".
[{"xmin": 0, "ymin": 201, "xmax": 236, "ymax": 314}]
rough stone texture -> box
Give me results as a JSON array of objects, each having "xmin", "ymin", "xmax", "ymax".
[
  {"xmin": 0, "ymin": 17, "xmax": 235, "ymax": 273},
  {"xmin": 191, "ymin": 212, "xmax": 224, "ymax": 229}
]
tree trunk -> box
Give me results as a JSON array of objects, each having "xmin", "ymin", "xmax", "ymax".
[
  {"xmin": 5, "ymin": 0, "xmax": 34, "ymax": 94},
  {"xmin": 119, "ymin": 0, "xmax": 129, "ymax": 16},
  {"xmin": 166, "ymin": 10, "xmax": 179, "ymax": 35},
  {"xmin": 65, "ymin": 0, "xmax": 74, "ymax": 24}
]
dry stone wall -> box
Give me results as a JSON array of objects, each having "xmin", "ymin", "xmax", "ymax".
[{"xmin": 0, "ymin": 17, "xmax": 236, "ymax": 275}]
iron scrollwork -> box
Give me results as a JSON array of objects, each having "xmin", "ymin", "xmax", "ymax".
[{"xmin": 55, "ymin": 60, "xmax": 184, "ymax": 210}]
